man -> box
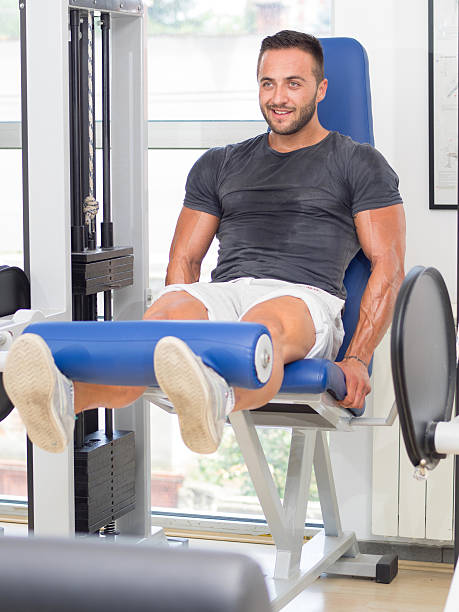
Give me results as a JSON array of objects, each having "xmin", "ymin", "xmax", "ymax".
[{"xmin": 4, "ymin": 31, "xmax": 405, "ymax": 455}]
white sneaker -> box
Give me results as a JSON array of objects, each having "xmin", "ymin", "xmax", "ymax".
[
  {"xmin": 154, "ymin": 336, "xmax": 233, "ymax": 454},
  {"xmin": 3, "ymin": 333, "xmax": 75, "ymax": 453}
]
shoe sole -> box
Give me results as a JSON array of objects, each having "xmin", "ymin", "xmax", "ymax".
[
  {"xmin": 3, "ymin": 334, "xmax": 69, "ymax": 453},
  {"xmin": 154, "ymin": 337, "xmax": 219, "ymax": 454}
]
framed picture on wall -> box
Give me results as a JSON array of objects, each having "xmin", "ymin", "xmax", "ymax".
[{"xmin": 428, "ymin": 0, "xmax": 458, "ymax": 209}]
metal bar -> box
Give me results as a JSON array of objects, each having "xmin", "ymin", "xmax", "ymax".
[
  {"xmin": 274, "ymin": 429, "xmax": 316, "ymax": 579},
  {"xmin": 69, "ymin": 9, "xmax": 84, "ymax": 252},
  {"xmin": 24, "ymin": 0, "xmax": 74, "ymax": 536},
  {"xmin": 100, "ymin": 12, "xmax": 113, "ymax": 247},
  {"xmin": 83, "ymin": 409, "xmax": 98, "ymax": 436},
  {"xmin": 74, "ymin": 414, "xmax": 85, "ymax": 448},
  {"xmin": 101, "ymin": 11, "xmax": 110, "ymax": 218},
  {"xmin": 349, "ymin": 401, "xmax": 398, "ymax": 427},
  {"xmin": 283, "ymin": 429, "xmax": 316, "ymax": 537},
  {"xmin": 79, "ymin": 12, "xmax": 90, "ymax": 250},
  {"xmin": 326, "ymin": 552, "xmax": 380, "ymax": 578},
  {"xmin": 26, "ymin": 437, "xmax": 34, "ymax": 532},
  {"xmin": 20, "ymin": 0, "xmax": 34, "ymax": 534},
  {"xmin": 0, "ymin": 120, "xmax": 269, "ymax": 150},
  {"xmin": 313, "ymin": 431, "xmax": 343, "ymax": 537},
  {"xmin": 101, "ymin": 10, "xmax": 114, "ymax": 437},
  {"xmin": 19, "ymin": 1, "xmax": 30, "ymax": 281},
  {"xmin": 229, "ymin": 410, "xmax": 289, "ymax": 548},
  {"xmin": 89, "ymin": 11, "xmax": 97, "ymax": 249},
  {"xmin": 110, "ymin": 10, "xmax": 150, "ymax": 538},
  {"xmin": 455, "ymin": 17, "xmax": 459, "ymax": 563}
]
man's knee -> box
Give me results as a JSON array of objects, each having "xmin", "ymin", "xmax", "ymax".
[
  {"xmin": 244, "ymin": 312, "xmax": 285, "ymax": 344},
  {"xmin": 143, "ymin": 290, "xmax": 208, "ymax": 321},
  {"xmin": 242, "ymin": 297, "xmax": 315, "ymax": 361}
]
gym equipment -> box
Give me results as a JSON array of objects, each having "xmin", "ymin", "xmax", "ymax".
[
  {"xmin": 390, "ymin": 266, "xmax": 457, "ymax": 611},
  {"xmin": 0, "ymin": 536, "xmax": 270, "ymax": 612},
  {"xmin": 391, "ymin": 266, "xmax": 456, "ymax": 474}
]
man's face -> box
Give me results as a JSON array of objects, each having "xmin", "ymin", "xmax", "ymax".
[{"xmin": 258, "ymin": 48, "xmax": 326, "ymax": 136}]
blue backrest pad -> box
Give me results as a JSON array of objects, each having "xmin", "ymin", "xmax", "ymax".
[
  {"xmin": 318, "ymin": 37, "xmax": 374, "ymax": 145},
  {"xmin": 319, "ymin": 37, "xmax": 374, "ymax": 360}
]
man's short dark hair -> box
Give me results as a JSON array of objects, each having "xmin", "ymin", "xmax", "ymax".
[{"xmin": 257, "ymin": 30, "xmax": 324, "ymax": 84}]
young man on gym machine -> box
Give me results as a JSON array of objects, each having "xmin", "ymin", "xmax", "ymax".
[{"xmin": 4, "ymin": 31, "xmax": 405, "ymax": 455}]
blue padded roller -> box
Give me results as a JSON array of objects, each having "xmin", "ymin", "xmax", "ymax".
[
  {"xmin": 25, "ymin": 321, "xmax": 272, "ymax": 389},
  {"xmin": 281, "ymin": 359, "xmax": 347, "ymax": 401}
]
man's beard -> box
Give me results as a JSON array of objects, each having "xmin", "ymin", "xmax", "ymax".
[{"xmin": 261, "ymin": 98, "xmax": 317, "ymax": 136}]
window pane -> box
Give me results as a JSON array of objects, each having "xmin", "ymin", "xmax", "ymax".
[
  {"xmin": 0, "ymin": 150, "xmax": 23, "ymax": 266},
  {"xmin": 148, "ymin": 149, "xmax": 217, "ymax": 292},
  {"xmin": 146, "ymin": 0, "xmax": 333, "ymax": 120},
  {"xmin": 148, "ymin": 148, "xmax": 321, "ymax": 523},
  {"xmin": 0, "ymin": 2, "xmax": 20, "ymax": 121},
  {"xmin": 0, "ymin": 412, "xmax": 27, "ymax": 501}
]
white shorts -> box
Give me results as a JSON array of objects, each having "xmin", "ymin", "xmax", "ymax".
[{"xmin": 155, "ymin": 278, "xmax": 345, "ymax": 361}]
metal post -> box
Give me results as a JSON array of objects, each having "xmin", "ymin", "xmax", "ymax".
[
  {"xmin": 275, "ymin": 428, "xmax": 316, "ymax": 579},
  {"xmin": 24, "ymin": 0, "xmax": 74, "ymax": 536},
  {"xmin": 19, "ymin": 0, "xmax": 34, "ymax": 533},
  {"xmin": 111, "ymin": 10, "xmax": 150, "ymax": 537},
  {"xmin": 455, "ymin": 25, "xmax": 459, "ymax": 564},
  {"xmin": 100, "ymin": 11, "xmax": 114, "ymax": 438},
  {"xmin": 100, "ymin": 12, "xmax": 113, "ymax": 249},
  {"xmin": 69, "ymin": 9, "xmax": 84, "ymax": 253}
]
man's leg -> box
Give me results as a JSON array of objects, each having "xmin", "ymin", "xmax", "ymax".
[
  {"xmin": 73, "ymin": 291, "xmax": 209, "ymax": 413},
  {"xmin": 4, "ymin": 291, "xmax": 208, "ymax": 453},
  {"xmin": 233, "ymin": 296, "xmax": 316, "ymax": 411},
  {"xmin": 151, "ymin": 295, "xmax": 316, "ymax": 454}
]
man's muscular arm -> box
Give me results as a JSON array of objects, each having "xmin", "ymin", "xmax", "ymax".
[
  {"xmin": 166, "ymin": 207, "xmax": 220, "ymax": 285},
  {"xmin": 336, "ymin": 204, "xmax": 406, "ymax": 411}
]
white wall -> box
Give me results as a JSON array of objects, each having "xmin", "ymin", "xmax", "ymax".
[
  {"xmin": 330, "ymin": 0, "xmax": 457, "ymax": 542},
  {"xmin": 335, "ymin": 0, "xmax": 457, "ymax": 299}
]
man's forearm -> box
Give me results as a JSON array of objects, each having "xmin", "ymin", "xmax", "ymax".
[
  {"xmin": 165, "ymin": 256, "xmax": 201, "ymax": 285},
  {"xmin": 343, "ymin": 254, "xmax": 404, "ymax": 365}
]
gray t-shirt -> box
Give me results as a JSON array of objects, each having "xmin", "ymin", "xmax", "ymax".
[{"xmin": 183, "ymin": 131, "xmax": 402, "ymax": 299}]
